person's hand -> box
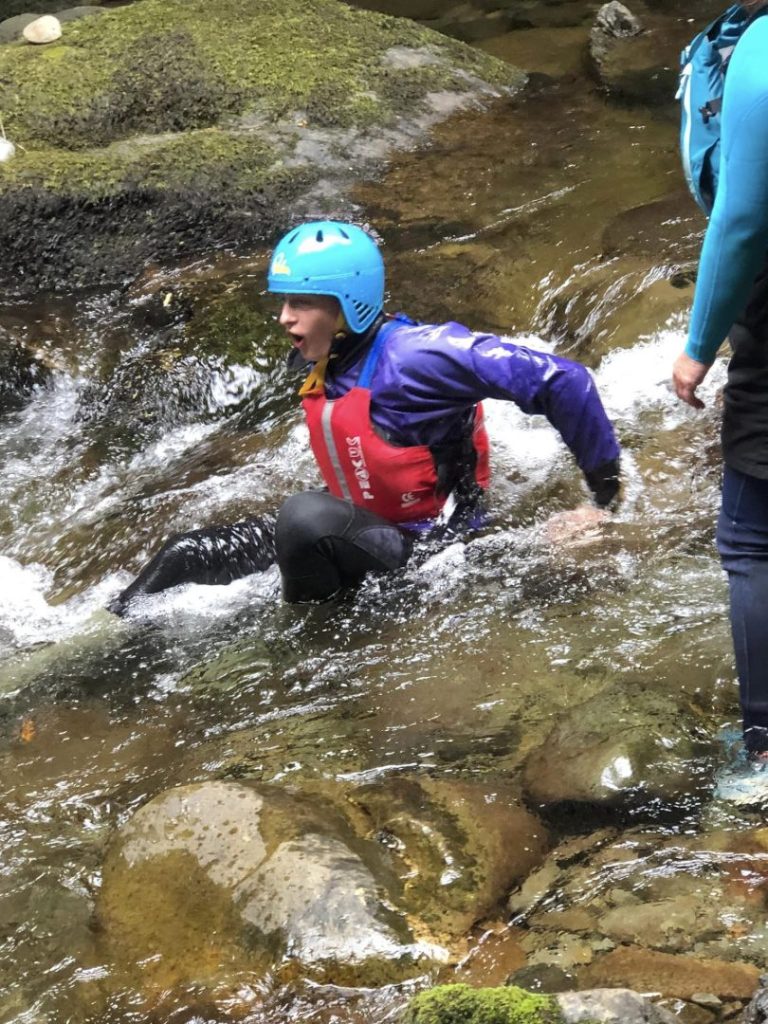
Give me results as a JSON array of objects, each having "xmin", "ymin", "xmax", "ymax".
[
  {"xmin": 672, "ymin": 352, "xmax": 711, "ymax": 409},
  {"xmin": 541, "ymin": 503, "xmax": 609, "ymax": 547}
]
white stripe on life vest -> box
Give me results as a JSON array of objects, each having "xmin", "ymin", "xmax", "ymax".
[{"xmin": 321, "ymin": 402, "xmax": 352, "ymax": 501}]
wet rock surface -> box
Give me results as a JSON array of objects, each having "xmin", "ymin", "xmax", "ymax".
[
  {"xmin": 347, "ymin": 775, "xmax": 550, "ymax": 936},
  {"xmin": 521, "ymin": 681, "xmax": 712, "ymax": 813},
  {"xmin": 557, "ymin": 987, "xmax": 679, "ymax": 1023},
  {"xmin": 744, "ymin": 977, "xmax": 768, "ymax": 1024},
  {"xmin": 505, "ymin": 827, "xmax": 768, "ymax": 1016},
  {"xmin": 580, "ymin": 947, "xmax": 760, "ymax": 1001},
  {"xmin": 0, "ymin": 330, "xmax": 52, "ymax": 410},
  {"xmin": 99, "ymin": 780, "xmax": 443, "ymax": 993}
]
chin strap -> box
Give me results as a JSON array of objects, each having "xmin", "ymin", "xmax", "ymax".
[
  {"xmin": 299, "ymin": 355, "xmax": 331, "ymax": 397},
  {"xmin": 298, "ymin": 312, "xmax": 385, "ymax": 397}
]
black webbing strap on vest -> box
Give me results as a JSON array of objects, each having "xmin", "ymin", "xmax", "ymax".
[{"xmin": 429, "ymin": 408, "xmax": 482, "ymax": 503}]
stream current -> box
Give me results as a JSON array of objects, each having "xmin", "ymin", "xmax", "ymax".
[{"xmin": 0, "ymin": 8, "xmax": 762, "ymax": 1024}]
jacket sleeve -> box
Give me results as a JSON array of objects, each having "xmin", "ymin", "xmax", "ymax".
[
  {"xmin": 686, "ymin": 17, "xmax": 768, "ymax": 364},
  {"xmin": 406, "ymin": 323, "xmax": 621, "ymax": 505}
]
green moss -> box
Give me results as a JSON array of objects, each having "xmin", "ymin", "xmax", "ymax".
[
  {"xmin": 185, "ymin": 296, "xmax": 286, "ymax": 365},
  {"xmin": 0, "ymin": 0, "xmax": 520, "ymax": 155},
  {"xmin": 0, "ymin": 129, "xmax": 311, "ymax": 198},
  {"xmin": 0, "ymin": 0, "xmax": 523, "ymax": 289},
  {"xmin": 402, "ymin": 985, "xmax": 564, "ymax": 1024}
]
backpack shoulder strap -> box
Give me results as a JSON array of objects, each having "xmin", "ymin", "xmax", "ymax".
[{"xmin": 704, "ymin": 6, "xmax": 768, "ymax": 117}]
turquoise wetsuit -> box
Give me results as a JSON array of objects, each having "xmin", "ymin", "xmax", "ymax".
[
  {"xmin": 686, "ymin": 13, "xmax": 768, "ymax": 364},
  {"xmin": 684, "ymin": 10, "xmax": 768, "ymax": 756}
]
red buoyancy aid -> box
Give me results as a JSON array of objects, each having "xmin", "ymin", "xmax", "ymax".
[{"xmin": 301, "ymin": 320, "xmax": 491, "ymax": 524}]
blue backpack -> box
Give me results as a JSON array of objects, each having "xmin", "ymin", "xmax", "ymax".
[{"xmin": 678, "ymin": 4, "xmax": 765, "ymax": 215}]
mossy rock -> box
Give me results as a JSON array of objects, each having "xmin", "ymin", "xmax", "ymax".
[
  {"xmin": 402, "ymin": 984, "xmax": 564, "ymax": 1024},
  {"xmin": 0, "ymin": 0, "xmax": 523, "ymax": 291}
]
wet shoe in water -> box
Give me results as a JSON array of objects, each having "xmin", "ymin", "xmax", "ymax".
[{"xmin": 715, "ymin": 750, "xmax": 768, "ymax": 808}]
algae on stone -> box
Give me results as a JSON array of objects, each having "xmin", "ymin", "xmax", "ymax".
[
  {"xmin": 0, "ymin": 0, "xmax": 523, "ymax": 291},
  {"xmin": 0, "ymin": 0, "xmax": 520, "ymax": 156},
  {"xmin": 403, "ymin": 984, "xmax": 563, "ymax": 1024}
]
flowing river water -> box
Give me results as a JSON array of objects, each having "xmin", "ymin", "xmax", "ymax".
[{"xmin": 2, "ymin": 5, "xmax": 766, "ymax": 1024}]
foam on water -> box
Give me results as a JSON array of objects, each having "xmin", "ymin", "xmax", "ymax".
[
  {"xmin": 595, "ymin": 324, "xmax": 727, "ymax": 423},
  {"xmin": 121, "ymin": 564, "xmax": 281, "ymax": 628},
  {"xmin": 0, "ymin": 322, "xmax": 717, "ymax": 664},
  {"xmin": 0, "ymin": 555, "xmax": 128, "ymax": 653}
]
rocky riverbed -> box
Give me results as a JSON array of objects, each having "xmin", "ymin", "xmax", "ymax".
[{"xmin": 1, "ymin": 1, "xmax": 764, "ymax": 1023}]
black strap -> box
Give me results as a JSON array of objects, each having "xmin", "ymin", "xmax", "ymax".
[
  {"xmin": 429, "ymin": 409, "xmax": 482, "ymax": 501},
  {"xmin": 699, "ymin": 11, "xmax": 766, "ymax": 123},
  {"xmin": 700, "ymin": 97, "xmax": 723, "ymax": 122}
]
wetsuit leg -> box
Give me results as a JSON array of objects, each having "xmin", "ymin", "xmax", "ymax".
[
  {"xmin": 274, "ymin": 491, "xmax": 413, "ymax": 602},
  {"xmin": 717, "ymin": 467, "xmax": 768, "ymax": 754},
  {"xmin": 108, "ymin": 515, "xmax": 276, "ymax": 616}
]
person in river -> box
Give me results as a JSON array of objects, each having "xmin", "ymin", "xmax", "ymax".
[
  {"xmin": 672, "ymin": 0, "xmax": 768, "ymax": 800},
  {"xmin": 110, "ymin": 220, "xmax": 620, "ymax": 616}
]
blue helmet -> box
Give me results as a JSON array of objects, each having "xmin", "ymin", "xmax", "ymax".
[{"xmin": 267, "ymin": 221, "xmax": 384, "ymax": 334}]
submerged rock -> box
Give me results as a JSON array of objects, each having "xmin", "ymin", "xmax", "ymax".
[
  {"xmin": 511, "ymin": 826, "xmax": 768, "ymax": 1007},
  {"xmin": 99, "ymin": 781, "xmax": 444, "ymax": 994},
  {"xmin": 521, "ymin": 681, "xmax": 712, "ymax": 814},
  {"xmin": 579, "ymin": 947, "xmax": 760, "ymax": 1001},
  {"xmin": 349, "ymin": 775, "xmax": 550, "ymax": 936},
  {"xmin": 558, "ymin": 987, "xmax": 678, "ymax": 1023},
  {"xmin": 76, "ymin": 282, "xmax": 291, "ymax": 442}
]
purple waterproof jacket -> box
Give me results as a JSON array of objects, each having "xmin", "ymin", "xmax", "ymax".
[{"xmin": 320, "ymin": 316, "xmax": 620, "ymax": 504}]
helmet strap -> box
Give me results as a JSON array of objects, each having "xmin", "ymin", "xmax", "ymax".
[{"xmin": 334, "ymin": 310, "xmax": 349, "ymax": 338}]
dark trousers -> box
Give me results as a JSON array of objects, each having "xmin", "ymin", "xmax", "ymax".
[
  {"xmin": 109, "ymin": 492, "xmax": 414, "ymax": 615},
  {"xmin": 717, "ymin": 466, "xmax": 768, "ymax": 753}
]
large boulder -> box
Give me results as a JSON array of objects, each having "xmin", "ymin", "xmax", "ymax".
[
  {"xmin": 0, "ymin": 0, "xmax": 524, "ymax": 293},
  {"xmin": 98, "ymin": 781, "xmax": 444, "ymax": 996}
]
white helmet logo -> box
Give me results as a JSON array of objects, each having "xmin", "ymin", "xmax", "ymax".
[{"xmin": 271, "ymin": 251, "xmax": 291, "ymax": 275}]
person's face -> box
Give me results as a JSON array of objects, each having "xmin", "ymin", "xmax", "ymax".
[{"xmin": 278, "ymin": 294, "xmax": 340, "ymax": 362}]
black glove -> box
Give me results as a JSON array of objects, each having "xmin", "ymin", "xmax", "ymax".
[{"xmin": 584, "ymin": 458, "xmax": 621, "ymax": 510}]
